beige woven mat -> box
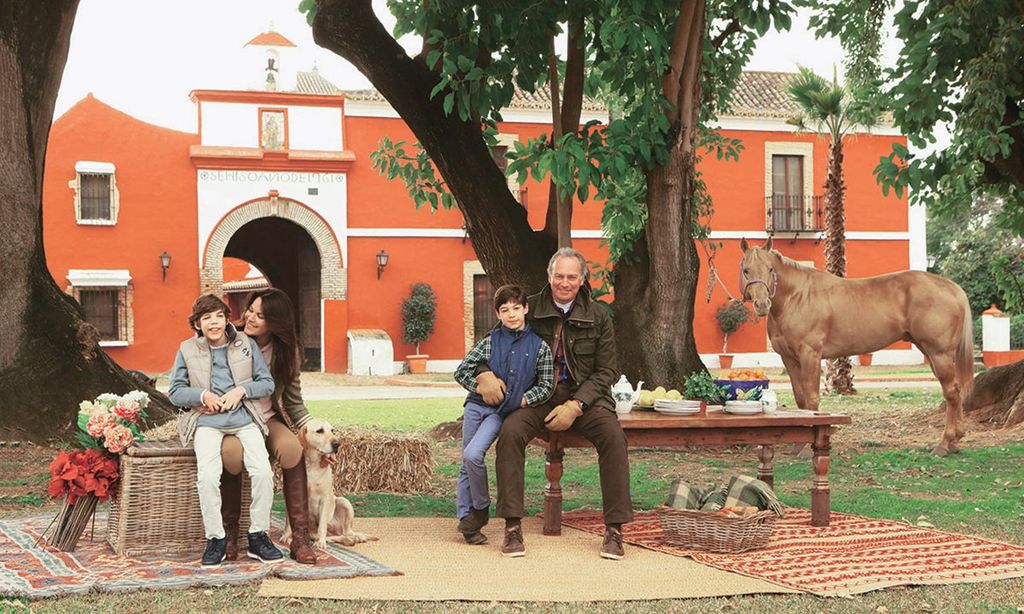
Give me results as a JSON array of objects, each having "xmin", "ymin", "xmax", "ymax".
[{"xmin": 258, "ymin": 516, "xmax": 796, "ymax": 602}]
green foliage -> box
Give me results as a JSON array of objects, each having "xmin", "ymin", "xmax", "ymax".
[
  {"xmin": 682, "ymin": 370, "xmax": 729, "ymax": 404},
  {"xmin": 401, "ymin": 283, "xmax": 437, "ymax": 353},
  {"xmin": 370, "ymin": 137, "xmax": 455, "ymax": 211},
  {"xmin": 308, "ymin": 398, "xmax": 461, "ymax": 432},
  {"xmin": 714, "ymin": 299, "xmax": 752, "ymax": 337},
  {"xmin": 866, "ymin": 1, "xmax": 1024, "ymax": 235},
  {"xmin": 927, "ymin": 196, "xmax": 1024, "ymax": 314},
  {"xmin": 297, "ymin": 0, "xmax": 317, "ymax": 26},
  {"xmin": 786, "ymin": 65, "xmax": 878, "ymax": 143}
]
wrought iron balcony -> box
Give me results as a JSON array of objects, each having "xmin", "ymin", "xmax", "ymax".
[{"xmin": 765, "ymin": 195, "xmax": 824, "ymax": 233}]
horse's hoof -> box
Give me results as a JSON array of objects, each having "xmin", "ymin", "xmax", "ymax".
[
  {"xmin": 931, "ymin": 445, "xmax": 950, "ymax": 457},
  {"xmin": 947, "ymin": 442, "xmax": 961, "ymax": 454}
]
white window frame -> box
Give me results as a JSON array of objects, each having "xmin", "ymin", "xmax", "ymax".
[
  {"xmin": 764, "ymin": 142, "xmax": 814, "ymax": 231},
  {"xmin": 69, "ymin": 161, "xmax": 120, "ymax": 225},
  {"xmin": 66, "ymin": 269, "xmax": 133, "ymax": 347}
]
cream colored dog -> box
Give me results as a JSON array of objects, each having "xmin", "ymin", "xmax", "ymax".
[{"xmin": 282, "ymin": 418, "xmax": 375, "ymax": 550}]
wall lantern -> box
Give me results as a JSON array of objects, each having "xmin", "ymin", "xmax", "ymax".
[
  {"xmin": 376, "ymin": 249, "xmax": 389, "ymax": 280},
  {"xmin": 160, "ymin": 251, "xmax": 171, "ymax": 281}
]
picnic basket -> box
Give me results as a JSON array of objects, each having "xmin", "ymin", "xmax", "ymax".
[
  {"xmin": 107, "ymin": 439, "xmax": 251, "ymax": 557},
  {"xmin": 655, "ymin": 505, "xmax": 777, "ymax": 553}
]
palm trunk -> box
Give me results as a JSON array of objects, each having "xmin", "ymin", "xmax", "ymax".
[
  {"xmin": 0, "ymin": 2, "xmax": 175, "ymax": 442},
  {"xmin": 823, "ymin": 138, "xmax": 855, "ymax": 394}
]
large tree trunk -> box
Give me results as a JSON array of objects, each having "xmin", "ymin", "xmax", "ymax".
[
  {"xmin": 963, "ymin": 360, "xmax": 1024, "ymax": 427},
  {"xmin": 312, "ymin": 0, "xmax": 552, "ymax": 292},
  {"xmin": 823, "ymin": 138, "xmax": 855, "ymax": 394},
  {"xmin": 0, "ymin": 2, "xmax": 175, "ymax": 443},
  {"xmin": 613, "ymin": 0, "xmax": 706, "ymax": 386}
]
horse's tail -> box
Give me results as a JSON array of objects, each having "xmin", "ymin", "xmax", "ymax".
[{"xmin": 955, "ymin": 290, "xmax": 975, "ymax": 401}]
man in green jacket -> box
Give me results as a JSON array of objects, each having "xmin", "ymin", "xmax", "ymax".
[{"xmin": 475, "ymin": 247, "xmax": 633, "ymax": 559}]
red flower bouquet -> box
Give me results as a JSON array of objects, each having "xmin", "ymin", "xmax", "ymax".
[
  {"xmin": 47, "ymin": 448, "xmax": 120, "ymax": 504},
  {"xmin": 43, "ymin": 390, "xmax": 150, "ymax": 551}
]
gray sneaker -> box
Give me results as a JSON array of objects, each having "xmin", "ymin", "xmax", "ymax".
[{"xmin": 501, "ymin": 525, "xmax": 525, "ymax": 557}]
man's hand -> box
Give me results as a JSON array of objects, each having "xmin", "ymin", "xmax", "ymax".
[
  {"xmin": 544, "ymin": 401, "xmax": 583, "ymax": 432},
  {"xmin": 200, "ymin": 391, "xmax": 222, "ymax": 413},
  {"xmin": 219, "ymin": 387, "xmax": 246, "ymax": 411},
  {"xmin": 476, "ymin": 372, "xmax": 507, "ymax": 405}
]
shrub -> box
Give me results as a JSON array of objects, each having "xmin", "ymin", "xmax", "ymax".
[
  {"xmin": 715, "ymin": 300, "xmax": 753, "ymax": 353},
  {"xmin": 402, "ymin": 283, "xmax": 437, "ymax": 354}
]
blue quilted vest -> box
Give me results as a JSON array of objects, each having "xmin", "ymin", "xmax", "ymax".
[{"xmin": 466, "ymin": 323, "xmax": 543, "ymax": 416}]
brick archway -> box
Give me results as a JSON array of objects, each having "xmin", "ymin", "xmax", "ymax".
[{"xmin": 200, "ymin": 197, "xmax": 346, "ymax": 299}]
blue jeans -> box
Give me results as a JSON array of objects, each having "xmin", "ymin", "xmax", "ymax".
[{"xmin": 456, "ymin": 401, "xmax": 504, "ymax": 520}]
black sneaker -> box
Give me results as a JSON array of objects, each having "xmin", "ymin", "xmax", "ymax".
[
  {"xmin": 201, "ymin": 537, "xmax": 227, "ymax": 567},
  {"xmin": 247, "ymin": 531, "xmax": 284, "ymax": 563}
]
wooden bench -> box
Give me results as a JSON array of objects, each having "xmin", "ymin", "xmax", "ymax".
[{"xmin": 534, "ymin": 408, "xmax": 851, "ymax": 534}]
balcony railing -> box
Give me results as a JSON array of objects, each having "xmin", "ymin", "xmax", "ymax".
[{"xmin": 766, "ymin": 195, "xmax": 824, "ymax": 232}]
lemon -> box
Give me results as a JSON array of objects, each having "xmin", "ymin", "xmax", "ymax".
[
  {"xmin": 665, "ymin": 389, "xmax": 682, "ymax": 400},
  {"xmin": 653, "ymin": 386, "xmax": 667, "ymax": 398},
  {"xmin": 638, "ymin": 391, "xmax": 654, "ymax": 406}
]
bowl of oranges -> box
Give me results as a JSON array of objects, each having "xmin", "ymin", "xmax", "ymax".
[{"xmin": 714, "ymin": 369, "xmax": 769, "ymax": 401}]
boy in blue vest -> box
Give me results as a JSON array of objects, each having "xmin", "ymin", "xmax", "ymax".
[
  {"xmin": 168, "ymin": 294, "xmax": 282, "ymax": 567},
  {"xmin": 453, "ymin": 285, "xmax": 553, "ymax": 545}
]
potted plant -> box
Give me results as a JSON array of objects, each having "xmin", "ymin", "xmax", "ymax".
[
  {"xmin": 682, "ymin": 371, "xmax": 730, "ymax": 415},
  {"xmin": 402, "ymin": 282, "xmax": 437, "ymax": 374},
  {"xmin": 715, "ymin": 300, "xmax": 753, "ymax": 369}
]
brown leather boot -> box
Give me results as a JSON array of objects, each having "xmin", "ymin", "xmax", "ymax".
[
  {"xmin": 220, "ymin": 471, "xmax": 243, "ymax": 561},
  {"xmin": 282, "ymin": 462, "xmax": 318, "ymax": 565}
]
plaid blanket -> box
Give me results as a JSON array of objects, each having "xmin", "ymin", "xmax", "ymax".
[{"xmin": 664, "ymin": 475, "xmax": 784, "ymax": 516}]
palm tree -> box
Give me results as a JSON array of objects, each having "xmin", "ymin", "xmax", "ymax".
[{"xmin": 788, "ymin": 66, "xmax": 879, "ymax": 395}]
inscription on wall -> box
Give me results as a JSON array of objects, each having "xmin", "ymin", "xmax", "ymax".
[{"xmin": 199, "ymin": 170, "xmax": 344, "ymax": 184}]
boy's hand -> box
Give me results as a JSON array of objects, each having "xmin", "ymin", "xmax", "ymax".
[
  {"xmin": 200, "ymin": 391, "xmax": 222, "ymax": 413},
  {"xmin": 219, "ymin": 387, "xmax": 246, "ymax": 410},
  {"xmin": 544, "ymin": 401, "xmax": 583, "ymax": 432},
  {"xmin": 476, "ymin": 372, "xmax": 506, "ymax": 405}
]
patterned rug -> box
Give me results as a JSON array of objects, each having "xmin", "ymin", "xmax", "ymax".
[
  {"xmin": 0, "ymin": 513, "xmax": 399, "ymax": 600},
  {"xmin": 561, "ymin": 509, "xmax": 1024, "ymax": 597}
]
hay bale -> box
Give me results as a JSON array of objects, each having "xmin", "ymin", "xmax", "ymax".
[{"xmin": 147, "ymin": 421, "xmax": 434, "ymax": 495}]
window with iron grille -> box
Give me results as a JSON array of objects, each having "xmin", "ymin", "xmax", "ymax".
[
  {"xmin": 70, "ymin": 162, "xmax": 119, "ymax": 225},
  {"xmin": 770, "ymin": 155, "xmax": 804, "ymax": 231},
  {"xmin": 79, "ymin": 288, "xmax": 122, "ymax": 341},
  {"xmin": 490, "ymin": 144, "xmax": 525, "ymax": 207},
  {"xmin": 473, "ymin": 274, "xmax": 498, "ymax": 343},
  {"xmin": 79, "ymin": 174, "xmax": 112, "ymax": 221}
]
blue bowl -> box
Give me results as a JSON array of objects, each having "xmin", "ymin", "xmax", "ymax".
[{"xmin": 714, "ymin": 379, "xmax": 769, "ymax": 401}]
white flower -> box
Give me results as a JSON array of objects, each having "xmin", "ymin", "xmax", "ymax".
[{"xmin": 123, "ymin": 390, "xmax": 151, "ymax": 409}]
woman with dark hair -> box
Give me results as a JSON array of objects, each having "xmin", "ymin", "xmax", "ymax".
[{"xmin": 219, "ymin": 288, "xmax": 317, "ymax": 565}]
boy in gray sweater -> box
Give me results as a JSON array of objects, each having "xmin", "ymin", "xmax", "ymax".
[{"xmin": 169, "ymin": 294, "xmax": 281, "ymax": 567}]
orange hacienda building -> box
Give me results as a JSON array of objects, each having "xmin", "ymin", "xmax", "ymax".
[{"xmin": 42, "ymin": 31, "xmax": 924, "ymax": 377}]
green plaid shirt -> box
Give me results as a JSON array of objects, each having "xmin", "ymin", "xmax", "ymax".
[{"xmin": 454, "ymin": 334, "xmax": 554, "ymax": 407}]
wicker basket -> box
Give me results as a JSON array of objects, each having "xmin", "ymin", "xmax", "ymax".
[
  {"xmin": 107, "ymin": 439, "xmax": 252, "ymax": 557},
  {"xmin": 655, "ymin": 505, "xmax": 778, "ymax": 553}
]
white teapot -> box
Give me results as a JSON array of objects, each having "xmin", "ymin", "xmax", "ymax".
[{"xmin": 610, "ymin": 375, "xmax": 644, "ymax": 414}]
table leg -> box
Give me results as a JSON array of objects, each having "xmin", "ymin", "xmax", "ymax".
[
  {"xmin": 543, "ymin": 434, "xmax": 565, "ymax": 536},
  {"xmin": 757, "ymin": 445, "xmax": 775, "ymax": 488},
  {"xmin": 811, "ymin": 427, "xmax": 831, "ymax": 527}
]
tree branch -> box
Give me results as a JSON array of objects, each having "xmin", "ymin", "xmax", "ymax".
[
  {"xmin": 711, "ymin": 17, "xmax": 741, "ymax": 50},
  {"xmin": 662, "ymin": 0, "xmax": 700, "ymax": 117}
]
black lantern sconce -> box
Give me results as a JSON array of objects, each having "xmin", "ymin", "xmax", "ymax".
[
  {"xmin": 160, "ymin": 251, "xmax": 171, "ymax": 281},
  {"xmin": 376, "ymin": 249, "xmax": 389, "ymax": 280}
]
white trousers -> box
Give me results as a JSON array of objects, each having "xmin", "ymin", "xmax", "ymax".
[{"xmin": 194, "ymin": 423, "xmax": 273, "ymax": 539}]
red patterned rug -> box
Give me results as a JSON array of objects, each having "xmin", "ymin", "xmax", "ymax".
[
  {"xmin": 0, "ymin": 513, "xmax": 399, "ymax": 600},
  {"xmin": 560, "ymin": 509, "xmax": 1024, "ymax": 596}
]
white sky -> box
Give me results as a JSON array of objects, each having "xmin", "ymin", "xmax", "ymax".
[{"xmin": 55, "ymin": 1, "xmax": 872, "ymax": 134}]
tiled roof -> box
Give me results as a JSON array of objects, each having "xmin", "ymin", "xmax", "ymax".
[
  {"xmin": 724, "ymin": 71, "xmax": 801, "ymax": 119},
  {"xmin": 295, "ymin": 70, "xmax": 341, "ymax": 95},
  {"xmin": 315, "ymin": 70, "xmax": 817, "ymax": 120},
  {"xmin": 245, "ymin": 31, "xmax": 297, "ymax": 48}
]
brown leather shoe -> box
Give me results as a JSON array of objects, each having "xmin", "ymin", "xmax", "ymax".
[
  {"xmin": 219, "ymin": 471, "xmax": 242, "ymax": 561},
  {"xmin": 282, "ymin": 463, "xmax": 317, "ymax": 565},
  {"xmin": 600, "ymin": 526, "xmax": 624, "ymax": 560},
  {"xmin": 501, "ymin": 525, "xmax": 525, "ymax": 558},
  {"xmin": 457, "ymin": 505, "xmax": 490, "ymax": 534}
]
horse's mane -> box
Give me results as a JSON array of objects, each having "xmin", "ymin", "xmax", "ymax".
[{"xmin": 769, "ymin": 249, "xmax": 813, "ymax": 270}]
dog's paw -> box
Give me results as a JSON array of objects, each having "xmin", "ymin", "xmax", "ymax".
[
  {"xmin": 315, "ymin": 538, "xmax": 328, "ymax": 551},
  {"xmin": 282, "ymin": 530, "xmax": 292, "ymax": 543}
]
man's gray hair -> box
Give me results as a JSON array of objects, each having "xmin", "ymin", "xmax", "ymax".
[{"xmin": 546, "ymin": 247, "xmax": 589, "ymax": 280}]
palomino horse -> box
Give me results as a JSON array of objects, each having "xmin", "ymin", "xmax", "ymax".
[{"xmin": 738, "ymin": 237, "xmax": 974, "ymax": 456}]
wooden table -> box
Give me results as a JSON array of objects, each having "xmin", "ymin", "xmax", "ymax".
[{"xmin": 535, "ymin": 408, "xmax": 851, "ymax": 534}]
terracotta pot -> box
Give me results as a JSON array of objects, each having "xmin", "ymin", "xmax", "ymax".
[
  {"xmin": 698, "ymin": 401, "xmax": 707, "ymax": 417},
  {"xmin": 406, "ymin": 354, "xmax": 428, "ymax": 374},
  {"xmin": 719, "ymin": 354, "xmax": 734, "ymax": 369},
  {"xmin": 858, "ymin": 353, "xmax": 873, "ymax": 367}
]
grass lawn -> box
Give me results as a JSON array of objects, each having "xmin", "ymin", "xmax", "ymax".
[{"xmin": 8, "ymin": 389, "xmax": 1024, "ymax": 613}]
